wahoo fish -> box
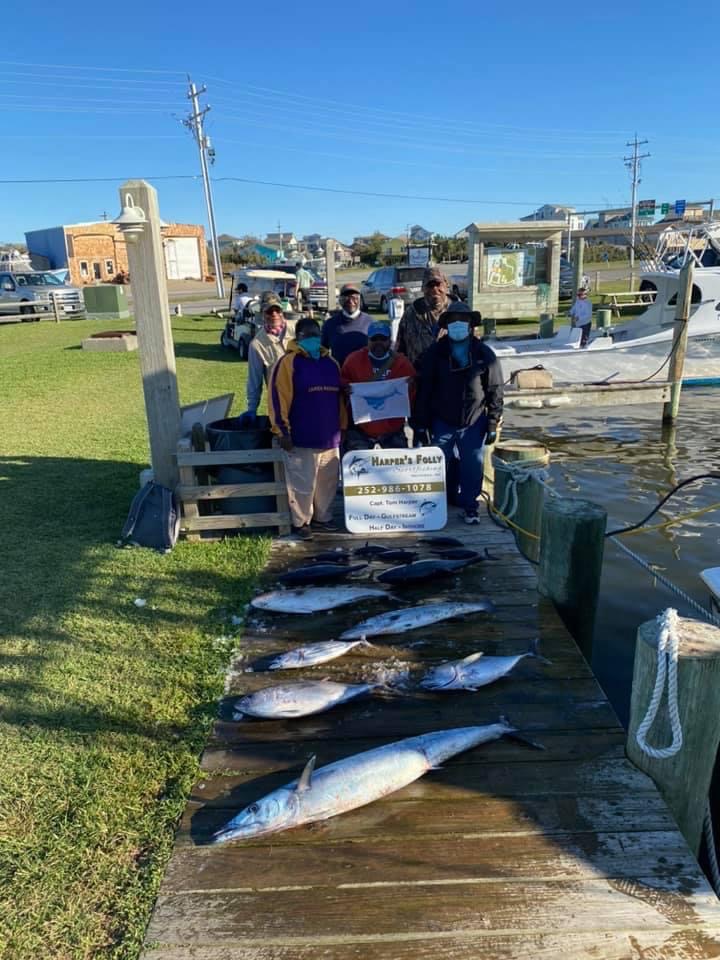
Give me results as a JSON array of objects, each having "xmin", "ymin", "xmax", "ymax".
[
  {"xmin": 429, "ymin": 547, "xmax": 484, "ymax": 561},
  {"xmin": 339, "ymin": 600, "xmax": 494, "ymax": 640},
  {"xmin": 268, "ymin": 639, "xmax": 373, "ymax": 670},
  {"xmin": 278, "ymin": 562, "xmax": 368, "ymax": 586},
  {"xmin": 251, "ymin": 586, "xmax": 388, "ymax": 614},
  {"xmin": 212, "ymin": 717, "xmax": 539, "ymax": 841},
  {"xmin": 233, "ymin": 679, "xmax": 379, "ymax": 720},
  {"xmin": 307, "ymin": 549, "xmax": 352, "ymax": 564},
  {"xmin": 372, "ymin": 548, "xmax": 418, "ymax": 564},
  {"xmin": 376, "ymin": 557, "xmax": 479, "ymax": 584},
  {"xmin": 420, "ymin": 639, "xmax": 552, "ymax": 691}
]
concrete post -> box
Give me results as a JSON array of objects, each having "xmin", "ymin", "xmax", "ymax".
[
  {"xmin": 325, "ymin": 238, "xmax": 336, "ymax": 312},
  {"xmin": 626, "ymin": 615, "xmax": 720, "ymax": 856},
  {"xmin": 538, "ymin": 497, "xmax": 607, "ymax": 659},
  {"xmin": 119, "ymin": 179, "xmax": 181, "ymax": 489}
]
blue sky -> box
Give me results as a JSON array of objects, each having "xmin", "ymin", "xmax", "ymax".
[{"xmin": 1, "ymin": 0, "xmax": 717, "ymax": 244}]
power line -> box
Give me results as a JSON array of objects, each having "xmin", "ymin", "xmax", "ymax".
[
  {"xmin": 0, "ymin": 175, "xmax": 198, "ymax": 184},
  {"xmin": 0, "ymin": 59, "xmax": 185, "ymax": 75}
]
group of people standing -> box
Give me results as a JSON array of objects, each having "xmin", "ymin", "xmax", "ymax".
[{"xmin": 240, "ymin": 267, "xmax": 504, "ymax": 540}]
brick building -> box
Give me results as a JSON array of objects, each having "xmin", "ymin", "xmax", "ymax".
[{"xmin": 25, "ymin": 221, "xmax": 208, "ymax": 286}]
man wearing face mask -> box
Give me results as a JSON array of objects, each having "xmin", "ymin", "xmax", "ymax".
[
  {"xmin": 414, "ymin": 302, "xmax": 504, "ymax": 524},
  {"xmin": 268, "ymin": 316, "xmax": 347, "ymax": 539},
  {"xmin": 396, "ymin": 266, "xmax": 456, "ymax": 368},
  {"xmin": 340, "ymin": 321, "xmax": 416, "ymax": 451},
  {"xmin": 320, "ymin": 282, "xmax": 372, "ymax": 366},
  {"xmin": 239, "ymin": 292, "xmax": 295, "ymax": 426}
]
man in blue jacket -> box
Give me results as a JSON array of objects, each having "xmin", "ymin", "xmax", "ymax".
[{"xmin": 414, "ymin": 303, "xmax": 503, "ymax": 524}]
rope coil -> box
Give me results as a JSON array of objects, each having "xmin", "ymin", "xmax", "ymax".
[
  {"xmin": 635, "ymin": 608, "xmax": 683, "ymax": 759},
  {"xmin": 491, "ymin": 456, "xmax": 551, "ymax": 524}
]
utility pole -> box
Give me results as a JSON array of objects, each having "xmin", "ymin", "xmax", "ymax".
[
  {"xmin": 624, "ymin": 134, "xmax": 650, "ymax": 278},
  {"xmin": 277, "ymin": 220, "xmax": 283, "ymax": 260},
  {"xmin": 184, "ymin": 78, "xmax": 225, "ymax": 299}
]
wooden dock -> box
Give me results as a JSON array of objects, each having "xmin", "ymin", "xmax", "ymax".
[{"xmin": 143, "ymin": 512, "xmax": 720, "ymax": 959}]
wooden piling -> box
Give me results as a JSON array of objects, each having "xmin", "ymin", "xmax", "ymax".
[
  {"xmin": 626, "ymin": 615, "xmax": 720, "ymax": 856},
  {"xmin": 663, "ymin": 261, "xmax": 694, "ymax": 423},
  {"xmin": 493, "ymin": 440, "xmax": 550, "ymax": 562},
  {"xmin": 538, "ymin": 497, "xmax": 607, "ymax": 658}
]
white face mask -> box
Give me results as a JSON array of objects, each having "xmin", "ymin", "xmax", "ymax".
[
  {"xmin": 447, "ymin": 320, "xmax": 470, "ymax": 341},
  {"xmin": 342, "ymin": 307, "xmax": 361, "ymax": 319}
]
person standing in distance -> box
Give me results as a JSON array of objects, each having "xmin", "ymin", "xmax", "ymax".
[
  {"xmin": 321, "ymin": 282, "xmax": 372, "ymax": 366},
  {"xmin": 295, "ymin": 261, "xmax": 313, "ymax": 310},
  {"xmin": 414, "ymin": 302, "xmax": 503, "ymax": 524},
  {"xmin": 396, "ymin": 266, "xmax": 455, "ymax": 368},
  {"xmin": 569, "ymin": 286, "xmax": 593, "ymax": 347},
  {"xmin": 268, "ymin": 316, "xmax": 346, "ymax": 539}
]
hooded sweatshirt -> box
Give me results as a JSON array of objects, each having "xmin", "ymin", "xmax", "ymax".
[{"xmin": 269, "ymin": 341, "xmax": 347, "ymax": 450}]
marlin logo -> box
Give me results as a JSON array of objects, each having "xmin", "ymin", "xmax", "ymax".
[
  {"xmin": 364, "ymin": 387, "xmax": 403, "ymax": 411},
  {"xmin": 347, "ymin": 456, "xmax": 369, "ymax": 478}
]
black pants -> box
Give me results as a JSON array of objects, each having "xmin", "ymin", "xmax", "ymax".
[
  {"xmin": 579, "ymin": 323, "xmax": 591, "ymax": 347},
  {"xmin": 344, "ymin": 426, "xmax": 408, "ymax": 451}
]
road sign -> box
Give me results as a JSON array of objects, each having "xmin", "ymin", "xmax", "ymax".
[
  {"xmin": 638, "ymin": 199, "xmax": 656, "ymax": 218},
  {"xmin": 660, "ymin": 203, "xmax": 670, "ymax": 215},
  {"xmin": 675, "ymin": 199, "xmax": 686, "ymax": 216},
  {"xmin": 342, "ymin": 447, "xmax": 447, "ymax": 534}
]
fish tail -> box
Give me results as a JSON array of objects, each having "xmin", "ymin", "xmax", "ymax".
[
  {"xmin": 528, "ymin": 638, "xmax": 553, "ymax": 665},
  {"xmin": 499, "ymin": 714, "xmax": 545, "ymax": 751}
]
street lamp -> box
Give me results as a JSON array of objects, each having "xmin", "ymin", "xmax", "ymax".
[{"xmin": 113, "ymin": 193, "xmax": 147, "ymax": 242}]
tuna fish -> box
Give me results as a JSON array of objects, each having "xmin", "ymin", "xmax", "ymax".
[
  {"xmin": 420, "ymin": 639, "xmax": 552, "ymax": 691},
  {"xmin": 233, "ymin": 679, "xmax": 379, "ymax": 720},
  {"xmin": 418, "ymin": 535, "xmax": 464, "ymax": 548},
  {"xmin": 354, "ymin": 542, "xmax": 396, "ymax": 558},
  {"xmin": 372, "ymin": 548, "xmax": 418, "ymax": 564},
  {"xmin": 212, "ymin": 717, "xmax": 537, "ymax": 841},
  {"xmin": 268, "ymin": 639, "xmax": 373, "ymax": 670},
  {"xmin": 376, "ymin": 557, "xmax": 479, "ymax": 584},
  {"xmin": 250, "ymin": 586, "xmax": 388, "ymax": 614},
  {"xmin": 428, "ymin": 547, "xmax": 483, "ymax": 561},
  {"xmin": 278, "ymin": 562, "xmax": 368, "ymax": 586},
  {"xmin": 307, "ymin": 549, "xmax": 352, "ymax": 564},
  {"xmin": 339, "ymin": 600, "xmax": 495, "ymax": 640}
]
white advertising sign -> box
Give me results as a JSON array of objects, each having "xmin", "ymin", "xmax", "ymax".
[
  {"xmin": 342, "ymin": 446, "xmax": 447, "ymax": 534},
  {"xmin": 349, "ymin": 377, "xmax": 410, "ymax": 424}
]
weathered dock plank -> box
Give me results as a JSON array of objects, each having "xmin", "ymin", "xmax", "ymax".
[{"xmin": 142, "ymin": 512, "xmax": 720, "ymax": 959}]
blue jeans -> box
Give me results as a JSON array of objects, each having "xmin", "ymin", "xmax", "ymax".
[{"xmin": 431, "ymin": 417, "xmax": 488, "ymax": 515}]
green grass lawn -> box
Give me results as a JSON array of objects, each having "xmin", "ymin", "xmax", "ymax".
[{"xmin": 0, "ymin": 316, "xmax": 269, "ymax": 959}]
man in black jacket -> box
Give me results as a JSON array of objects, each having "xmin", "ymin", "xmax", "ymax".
[{"xmin": 414, "ymin": 303, "xmax": 503, "ymax": 524}]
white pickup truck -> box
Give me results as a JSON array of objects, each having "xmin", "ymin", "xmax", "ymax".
[{"xmin": 0, "ymin": 270, "xmax": 86, "ymax": 319}]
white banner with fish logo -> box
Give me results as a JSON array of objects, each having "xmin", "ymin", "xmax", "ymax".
[
  {"xmin": 348, "ymin": 377, "xmax": 410, "ymax": 424},
  {"xmin": 342, "ymin": 446, "xmax": 447, "ymax": 534}
]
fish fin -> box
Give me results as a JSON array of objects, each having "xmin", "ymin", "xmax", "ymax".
[
  {"xmin": 498, "ymin": 716, "xmax": 544, "ymax": 751},
  {"xmin": 528, "ymin": 638, "xmax": 553, "ymax": 665},
  {"xmin": 296, "ymin": 754, "xmax": 316, "ymax": 792},
  {"xmin": 459, "ymin": 651, "xmax": 485, "ymax": 665}
]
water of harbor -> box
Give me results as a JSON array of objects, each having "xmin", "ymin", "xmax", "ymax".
[{"xmin": 508, "ymin": 387, "xmax": 720, "ymax": 727}]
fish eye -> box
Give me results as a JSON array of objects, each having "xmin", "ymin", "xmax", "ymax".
[{"xmin": 248, "ymin": 803, "xmax": 260, "ymax": 815}]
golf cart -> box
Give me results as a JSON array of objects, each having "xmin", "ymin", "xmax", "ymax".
[{"xmin": 221, "ymin": 269, "xmax": 298, "ymax": 360}]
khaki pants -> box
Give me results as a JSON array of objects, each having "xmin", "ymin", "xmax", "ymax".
[{"xmin": 283, "ymin": 447, "xmax": 339, "ymax": 527}]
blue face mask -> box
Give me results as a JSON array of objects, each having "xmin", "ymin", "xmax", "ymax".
[
  {"xmin": 447, "ymin": 320, "xmax": 470, "ymax": 342},
  {"xmin": 298, "ymin": 336, "xmax": 321, "ymax": 359}
]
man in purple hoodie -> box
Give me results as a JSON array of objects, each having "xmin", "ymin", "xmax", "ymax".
[{"xmin": 269, "ymin": 316, "xmax": 347, "ymax": 540}]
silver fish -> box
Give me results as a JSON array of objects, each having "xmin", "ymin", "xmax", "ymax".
[
  {"xmin": 420, "ymin": 639, "xmax": 551, "ymax": 691},
  {"xmin": 339, "ymin": 601, "xmax": 494, "ymax": 640},
  {"xmin": 251, "ymin": 586, "xmax": 387, "ymax": 614},
  {"xmin": 212, "ymin": 718, "xmax": 526, "ymax": 841},
  {"xmin": 233, "ymin": 680, "xmax": 378, "ymax": 719},
  {"xmin": 268, "ymin": 639, "xmax": 373, "ymax": 670}
]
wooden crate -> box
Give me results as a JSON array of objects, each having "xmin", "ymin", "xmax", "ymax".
[{"xmin": 175, "ymin": 438, "xmax": 291, "ymax": 540}]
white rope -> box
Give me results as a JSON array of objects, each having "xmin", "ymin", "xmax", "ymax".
[
  {"xmin": 634, "ymin": 608, "xmax": 683, "ymax": 759},
  {"xmin": 492, "ymin": 457, "xmax": 551, "ymax": 523},
  {"xmin": 705, "ymin": 801, "xmax": 720, "ymax": 895}
]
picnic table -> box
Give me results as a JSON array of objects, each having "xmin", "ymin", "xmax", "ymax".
[{"xmin": 600, "ymin": 289, "xmax": 656, "ymax": 317}]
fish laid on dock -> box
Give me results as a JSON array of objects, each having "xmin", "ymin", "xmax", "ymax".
[
  {"xmin": 428, "ymin": 547, "xmax": 483, "ymax": 561},
  {"xmin": 420, "ymin": 639, "xmax": 551, "ymax": 691},
  {"xmin": 307, "ymin": 549, "xmax": 352, "ymax": 564},
  {"xmin": 251, "ymin": 586, "xmax": 388, "ymax": 614},
  {"xmin": 268, "ymin": 639, "xmax": 372, "ymax": 670},
  {"xmin": 278, "ymin": 562, "xmax": 368, "ymax": 586},
  {"xmin": 376, "ymin": 557, "xmax": 479, "ymax": 584},
  {"xmin": 371, "ymin": 548, "xmax": 419, "ymax": 564},
  {"xmin": 417, "ymin": 535, "xmax": 465, "ymax": 548},
  {"xmin": 339, "ymin": 601, "xmax": 495, "ymax": 640},
  {"xmin": 354, "ymin": 542, "xmax": 397, "ymax": 558},
  {"xmin": 212, "ymin": 718, "xmax": 536, "ymax": 841},
  {"xmin": 233, "ymin": 680, "xmax": 379, "ymax": 720}
]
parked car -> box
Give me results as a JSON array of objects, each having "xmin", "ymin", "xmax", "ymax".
[
  {"xmin": 0, "ymin": 270, "xmax": 85, "ymax": 318},
  {"xmin": 559, "ymin": 257, "xmax": 591, "ymax": 299},
  {"xmin": 360, "ymin": 266, "xmax": 426, "ymax": 312}
]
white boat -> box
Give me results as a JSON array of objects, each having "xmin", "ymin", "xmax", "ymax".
[{"xmin": 491, "ymin": 268, "xmax": 720, "ymax": 386}]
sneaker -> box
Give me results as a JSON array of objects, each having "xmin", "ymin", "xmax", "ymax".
[
  {"xmin": 312, "ymin": 519, "xmax": 340, "ymax": 533},
  {"xmin": 292, "ymin": 524, "xmax": 314, "ymax": 541},
  {"xmin": 463, "ymin": 512, "xmax": 480, "ymax": 525}
]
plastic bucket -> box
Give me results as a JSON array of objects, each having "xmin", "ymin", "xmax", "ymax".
[
  {"xmin": 596, "ymin": 307, "xmax": 612, "ymax": 329},
  {"xmin": 205, "ymin": 415, "xmax": 276, "ymax": 515}
]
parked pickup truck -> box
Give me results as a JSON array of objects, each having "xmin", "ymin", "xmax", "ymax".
[{"xmin": 0, "ymin": 270, "xmax": 86, "ymax": 318}]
